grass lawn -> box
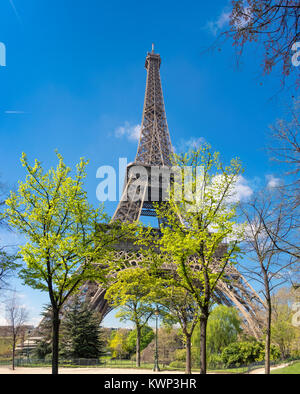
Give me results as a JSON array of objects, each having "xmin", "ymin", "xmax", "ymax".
[
  {"xmin": 207, "ymin": 366, "xmax": 248, "ymax": 374},
  {"xmin": 271, "ymin": 362, "xmax": 300, "ymax": 374}
]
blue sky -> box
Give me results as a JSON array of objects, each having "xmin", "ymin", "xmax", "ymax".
[{"xmin": 0, "ymin": 0, "xmax": 297, "ymax": 327}]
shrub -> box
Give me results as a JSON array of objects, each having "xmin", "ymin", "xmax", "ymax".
[
  {"xmin": 169, "ymin": 360, "xmax": 186, "ymax": 369},
  {"xmin": 174, "ymin": 348, "xmax": 186, "ymax": 362},
  {"xmin": 207, "ymin": 353, "xmax": 223, "ymax": 368},
  {"xmin": 221, "ymin": 341, "xmax": 280, "ymax": 367}
]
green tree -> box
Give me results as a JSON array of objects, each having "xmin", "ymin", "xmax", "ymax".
[
  {"xmin": 0, "ymin": 177, "xmax": 20, "ymax": 293},
  {"xmin": 192, "ymin": 305, "xmax": 241, "ymax": 364},
  {"xmin": 271, "ymin": 288, "xmax": 298, "ymax": 359},
  {"xmin": 5, "ymin": 152, "xmax": 122, "ymax": 374},
  {"xmin": 206, "ymin": 306, "xmax": 241, "ymax": 354},
  {"xmin": 109, "ymin": 329, "xmax": 131, "ymax": 359},
  {"xmin": 153, "ymin": 145, "xmax": 244, "ymax": 374},
  {"xmin": 33, "ymin": 340, "xmax": 52, "ymax": 360},
  {"xmin": 126, "ymin": 325, "xmax": 154, "ymax": 355},
  {"xmin": 32, "ymin": 305, "xmax": 53, "ymax": 360},
  {"xmin": 105, "ymin": 267, "xmax": 157, "ymax": 367},
  {"xmin": 156, "ymin": 284, "xmax": 200, "ymax": 374},
  {"xmin": 0, "ymin": 249, "xmax": 20, "ymax": 292},
  {"xmin": 60, "ymin": 295, "xmax": 103, "ymax": 359},
  {"xmin": 221, "ymin": 341, "xmax": 280, "ymax": 367}
]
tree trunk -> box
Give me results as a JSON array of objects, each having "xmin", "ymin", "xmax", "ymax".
[
  {"xmin": 263, "ymin": 270, "xmax": 272, "ymax": 375},
  {"xmin": 12, "ymin": 335, "xmax": 16, "ymax": 371},
  {"xmin": 52, "ymin": 308, "xmax": 60, "ymax": 375},
  {"xmin": 265, "ymin": 295, "xmax": 272, "ymax": 374},
  {"xmin": 199, "ymin": 312, "xmax": 208, "ymax": 374},
  {"xmin": 136, "ymin": 325, "xmax": 141, "ymax": 368},
  {"xmin": 185, "ymin": 334, "xmax": 192, "ymax": 374}
]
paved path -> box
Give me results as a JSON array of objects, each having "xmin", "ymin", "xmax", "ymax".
[
  {"xmin": 249, "ymin": 363, "xmax": 290, "ymax": 374},
  {"xmin": 0, "ymin": 366, "xmax": 185, "ymax": 374}
]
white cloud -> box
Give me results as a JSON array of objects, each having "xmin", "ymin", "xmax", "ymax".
[
  {"xmin": 0, "ymin": 303, "xmax": 6, "ymax": 325},
  {"xmin": 242, "ymin": 217, "xmax": 270, "ymax": 243},
  {"xmin": 180, "ymin": 173, "xmax": 253, "ymax": 216},
  {"xmin": 114, "ymin": 122, "xmax": 141, "ymax": 142},
  {"xmin": 205, "ymin": 5, "xmax": 252, "ymax": 36},
  {"xmin": 28, "ymin": 316, "xmax": 42, "ymax": 327},
  {"xmin": 233, "ymin": 5, "xmax": 252, "ymax": 30},
  {"xmin": 4, "ymin": 110, "xmax": 26, "ymax": 114},
  {"xmin": 231, "ymin": 175, "xmax": 253, "ymax": 202},
  {"xmin": 208, "ymin": 174, "xmax": 253, "ymax": 203},
  {"xmin": 206, "ymin": 10, "xmax": 231, "ymax": 36},
  {"xmin": 0, "ymin": 293, "xmax": 42, "ymax": 327},
  {"xmin": 176, "ymin": 136, "xmax": 207, "ymax": 153},
  {"xmin": 266, "ymin": 174, "xmax": 282, "ymax": 189}
]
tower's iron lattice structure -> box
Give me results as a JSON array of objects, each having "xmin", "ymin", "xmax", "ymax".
[
  {"xmin": 111, "ymin": 46, "xmax": 173, "ymax": 224},
  {"xmin": 84, "ymin": 47, "xmax": 264, "ymax": 338}
]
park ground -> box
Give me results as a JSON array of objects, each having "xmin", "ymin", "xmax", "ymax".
[
  {"xmin": 0, "ymin": 362, "xmax": 298, "ymax": 374},
  {"xmin": 0, "ymin": 366, "xmax": 185, "ymax": 374}
]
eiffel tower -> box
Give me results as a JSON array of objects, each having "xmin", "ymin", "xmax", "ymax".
[
  {"xmin": 111, "ymin": 44, "xmax": 173, "ymax": 225},
  {"xmin": 84, "ymin": 46, "xmax": 264, "ymax": 338}
]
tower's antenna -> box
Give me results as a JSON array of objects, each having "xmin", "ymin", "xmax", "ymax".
[{"xmin": 152, "ymin": 43, "xmax": 155, "ymax": 53}]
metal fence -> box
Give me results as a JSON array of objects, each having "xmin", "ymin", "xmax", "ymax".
[
  {"xmin": 0, "ymin": 357, "xmax": 161, "ymax": 369},
  {"xmin": 0, "ymin": 357, "xmax": 298, "ymax": 373}
]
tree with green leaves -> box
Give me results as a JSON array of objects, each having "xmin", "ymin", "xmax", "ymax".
[
  {"xmin": 5, "ymin": 152, "xmax": 124, "ymax": 374},
  {"xmin": 130, "ymin": 242, "xmax": 200, "ymax": 373},
  {"xmin": 104, "ymin": 267, "xmax": 157, "ymax": 367},
  {"xmin": 32, "ymin": 305, "xmax": 53, "ymax": 360},
  {"xmin": 221, "ymin": 341, "xmax": 281, "ymax": 368},
  {"xmin": 126, "ymin": 325, "xmax": 154, "ymax": 356},
  {"xmin": 33, "ymin": 338, "xmax": 52, "ymax": 360},
  {"xmin": 205, "ymin": 305, "xmax": 242, "ymax": 355},
  {"xmin": 0, "ymin": 177, "xmax": 20, "ymax": 294},
  {"xmin": 60, "ymin": 295, "xmax": 103, "ymax": 359},
  {"xmin": 0, "ymin": 250, "xmax": 20, "ymax": 293},
  {"xmin": 109, "ymin": 329, "xmax": 131, "ymax": 359},
  {"xmin": 271, "ymin": 287, "xmax": 298, "ymax": 359},
  {"xmin": 152, "ymin": 145, "xmax": 244, "ymax": 374},
  {"xmin": 155, "ymin": 283, "xmax": 200, "ymax": 374},
  {"xmin": 192, "ymin": 305, "xmax": 241, "ymax": 366}
]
